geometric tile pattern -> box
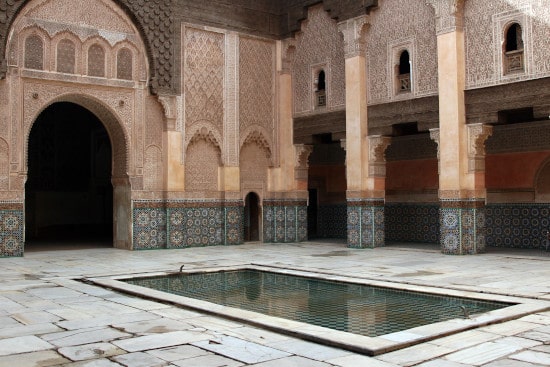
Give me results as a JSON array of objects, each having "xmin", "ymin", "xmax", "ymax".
[
  {"xmin": 263, "ymin": 200, "xmax": 307, "ymax": 243},
  {"xmin": 133, "ymin": 200, "xmax": 243, "ymax": 250},
  {"xmin": 386, "ymin": 204, "xmax": 439, "ymax": 244},
  {"xmin": 133, "ymin": 207, "xmax": 167, "ymax": 250},
  {"xmin": 317, "ymin": 204, "xmax": 347, "ymax": 239},
  {"xmin": 0, "ymin": 205, "xmax": 24, "ymax": 257},
  {"xmin": 347, "ymin": 200, "xmax": 385, "ymax": 249},
  {"xmin": 486, "ymin": 204, "xmax": 550, "ymax": 249},
  {"xmin": 440, "ymin": 201, "xmax": 486, "ymax": 255}
]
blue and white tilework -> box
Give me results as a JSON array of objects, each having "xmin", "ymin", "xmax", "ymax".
[
  {"xmin": 133, "ymin": 201, "xmax": 243, "ymax": 250},
  {"xmin": 440, "ymin": 203, "xmax": 486, "ymax": 255},
  {"xmin": 347, "ymin": 200, "xmax": 385, "ymax": 249},
  {"xmin": 263, "ymin": 200, "xmax": 307, "ymax": 243}
]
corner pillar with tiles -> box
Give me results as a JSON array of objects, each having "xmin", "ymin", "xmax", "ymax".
[{"xmin": 428, "ymin": 0, "xmax": 492, "ymax": 254}]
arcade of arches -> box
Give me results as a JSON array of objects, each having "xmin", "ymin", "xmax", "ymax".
[{"xmin": 1, "ymin": 0, "xmax": 550, "ymax": 256}]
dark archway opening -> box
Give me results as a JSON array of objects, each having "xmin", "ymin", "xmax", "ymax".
[
  {"xmin": 244, "ymin": 192, "xmax": 260, "ymax": 242},
  {"xmin": 25, "ymin": 102, "xmax": 113, "ymax": 248}
]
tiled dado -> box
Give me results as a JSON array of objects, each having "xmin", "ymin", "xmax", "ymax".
[
  {"xmin": 347, "ymin": 199, "xmax": 385, "ymax": 249},
  {"xmin": 317, "ymin": 204, "xmax": 347, "ymax": 239},
  {"xmin": 263, "ymin": 200, "xmax": 307, "ymax": 243},
  {"xmin": 0, "ymin": 202, "xmax": 24, "ymax": 257},
  {"xmin": 386, "ymin": 204, "xmax": 439, "ymax": 244},
  {"xmin": 133, "ymin": 201, "xmax": 243, "ymax": 250},
  {"xmin": 440, "ymin": 200, "xmax": 486, "ymax": 255},
  {"xmin": 486, "ymin": 204, "xmax": 550, "ymax": 249}
]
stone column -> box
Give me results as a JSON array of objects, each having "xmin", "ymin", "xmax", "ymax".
[
  {"xmin": 339, "ymin": 16, "xmax": 390, "ymax": 248},
  {"xmin": 263, "ymin": 40, "xmax": 309, "ymax": 243},
  {"xmin": 428, "ymin": 0, "xmax": 491, "ymax": 254}
]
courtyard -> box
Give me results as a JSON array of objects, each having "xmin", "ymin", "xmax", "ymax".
[{"xmin": 0, "ymin": 242, "xmax": 549, "ymax": 366}]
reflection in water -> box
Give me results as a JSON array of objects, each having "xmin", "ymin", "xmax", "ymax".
[{"xmin": 125, "ymin": 270, "xmax": 510, "ymax": 337}]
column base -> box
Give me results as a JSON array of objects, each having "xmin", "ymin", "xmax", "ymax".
[
  {"xmin": 440, "ymin": 200, "xmax": 486, "ymax": 255},
  {"xmin": 347, "ymin": 199, "xmax": 385, "ymax": 249}
]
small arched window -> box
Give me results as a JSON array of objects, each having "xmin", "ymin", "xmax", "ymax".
[
  {"xmin": 57, "ymin": 39, "xmax": 76, "ymax": 74},
  {"xmin": 504, "ymin": 23, "xmax": 524, "ymax": 74},
  {"xmin": 315, "ymin": 69, "xmax": 326, "ymax": 108},
  {"xmin": 317, "ymin": 70, "xmax": 326, "ymax": 91},
  {"xmin": 397, "ymin": 50, "xmax": 411, "ymax": 92},
  {"xmin": 24, "ymin": 35, "xmax": 44, "ymax": 70},
  {"xmin": 116, "ymin": 47, "xmax": 133, "ymax": 80},
  {"xmin": 88, "ymin": 44, "xmax": 105, "ymax": 77}
]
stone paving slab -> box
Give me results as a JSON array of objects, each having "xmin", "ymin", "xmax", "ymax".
[
  {"xmin": 510, "ymin": 350, "xmax": 550, "ymax": 365},
  {"xmin": 0, "ymin": 335, "xmax": 53, "ymax": 356},
  {"xmin": 171, "ymin": 353, "xmax": 244, "ymax": 367},
  {"xmin": 0, "ymin": 242, "xmax": 549, "ymax": 367},
  {"xmin": 112, "ymin": 330, "xmax": 210, "ymax": 352},
  {"xmin": 192, "ymin": 335, "xmax": 291, "ymax": 364},
  {"xmin": 0, "ymin": 350, "xmax": 70, "ymax": 367},
  {"xmin": 42, "ymin": 327, "xmax": 131, "ymax": 347},
  {"xmin": 58, "ymin": 342, "xmax": 126, "ymax": 361},
  {"xmin": 146, "ymin": 345, "xmax": 209, "ymax": 362},
  {"xmin": 444, "ymin": 341, "xmax": 524, "ymax": 365},
  {"xmin": 111, "ymin": 351, "xmax": 170, "ymax": 367}
]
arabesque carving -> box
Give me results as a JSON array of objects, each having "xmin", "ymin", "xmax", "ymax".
[{"xmin": 337, "ymin": 15, "xmax": 369, "ymax": 59}]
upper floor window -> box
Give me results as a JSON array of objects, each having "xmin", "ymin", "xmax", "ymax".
[
  {"xmin": 57, "ymin": 39, "xmax": 76, "ymax": 74},
  {"xmin": 88, "ymin": 44, "xmax": 105, "ymax": 77},
  {"xmin": 315, "ymin": 69, "xmax": 326, "ymax": 108},
  {"xmin": 116, "ymin": 47, "xmax": 133, "ymax": 80},
  {"xmin": 398, "ymin": 50, "xmax": 411, "ymax": 93},
  {"xmin": 24, "ymin": 35, "xmax": 44, "ymax": 70},
  {"xmin": 504, "ymin": 23, "xmax": 524, "ymax": 74}
]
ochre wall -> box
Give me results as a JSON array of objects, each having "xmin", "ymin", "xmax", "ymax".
[
  {"xmin": 386, "ymin": 159, "xmax": 439, "ymax": 191},
  {"xmin": 486, "ymin": 151, "xmax": 550, "ymax": 189}
]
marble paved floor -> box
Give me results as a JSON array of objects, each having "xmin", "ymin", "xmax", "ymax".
[{"xmin": 0, "ymin": 241, "xmax": 549, "ymax": 367}]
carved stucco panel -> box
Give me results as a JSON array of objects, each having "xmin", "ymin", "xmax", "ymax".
[
  {"xmin": 185, "ymin": 136, "xmax": 221, "ymax": 193},
  {"xmin": 239, "ymin": 36, "xmax": 275, "ymax": 146},
  {"xmin": 367, "ymin": 0, "xmax": 437, "ymax": 104},
  {"xmin": 292, "ymin": 4, "xmax": 345, "ymax": 115},
  {"xmin": 183, "ymin": 26, "xmax": 224, "ymax": 139},
  {"xmin": 464, "ymin": 0, "xmax": 549, "ymax": 89}
]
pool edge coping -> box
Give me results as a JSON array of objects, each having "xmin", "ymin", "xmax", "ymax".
[{"xmin": 86, "ymin": 264, "xmax": 550, "ymax": 356}]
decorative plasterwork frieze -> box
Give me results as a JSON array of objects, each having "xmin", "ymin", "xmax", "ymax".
[
  {"xmin": 337, "ymin": 15, "xmax": 369, "ymax": 59},
  {"xmin": 425, "ymin": 0, "xmax": 465, "ymax": 35},
  {"xmin": 467, "ymin": 123, "xmax": 493, "ymax": 172},
  {"xmin": 368, "ymin": 135, "xmax": 391, "ymax": 177}
]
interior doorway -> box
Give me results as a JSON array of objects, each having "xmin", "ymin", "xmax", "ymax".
[
  {"xmin": 25, "ymin": 102, "xmax": 113, "ymax": 248},
  {"xmin": 244, "ymin": 192, "xmax": 260, "ymax": 242}
]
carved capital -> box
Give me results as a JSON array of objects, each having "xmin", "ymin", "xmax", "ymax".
[
  {"xmin": 429, "ymin": 128, "xmax": 441, "ymax": 173},
  {"xmin": 426, "ymin": 0, "xmax": 465, "ymax": 35},
  {"xmin": 337, "ymin": 15, "xmax": 369, "ymax": 59},
  {"xmin": 157, "ymin": 94, "xmax": 178, "ymax": 130},
  {"xmin": 467, "ymin": 123, "xmax": 493, "ymax": 172},
  {"xmin": 281, "ymin": 38, "xmax": 297, "ymax": 74},
  {"xmin": 294, "ymin": 144, "xmax": 313, "ymax": 180},
  {"xmin": 295, "ymin": 144, "xmax": 314, "ymax": 169},
  {"xmin": 368, "ymin": 135, "xmax": 391, "ymax": 177}
]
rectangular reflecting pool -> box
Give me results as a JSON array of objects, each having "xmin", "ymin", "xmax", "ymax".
[
  {"xmin": 91, "ymin": 266, "xmax": 549, "ymax": 355},
  {"xmin": 123, "ymin": 269, "xmax": 508, "ymax": 337}
]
